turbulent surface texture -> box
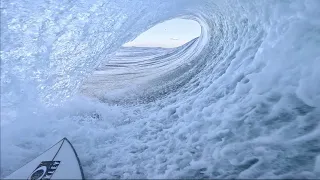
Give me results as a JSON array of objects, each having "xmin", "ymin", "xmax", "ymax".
[{"xmin": 1, "ymin": 0, "xmax": 320, "ymax": 179}]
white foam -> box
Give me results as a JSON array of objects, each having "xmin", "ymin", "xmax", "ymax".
[{"xmin": 1, "ymin": 0, "xmax": 320, "ymax": 179}]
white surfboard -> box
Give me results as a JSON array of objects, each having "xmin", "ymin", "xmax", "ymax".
[{"xmin": 5, "ymin": 138, "xmax": 84, "ymax": 180}]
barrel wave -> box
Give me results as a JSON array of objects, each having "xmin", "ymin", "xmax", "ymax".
[{"xmin": 1, "ymin": 0, "xmax": 320, "ymax": 178}]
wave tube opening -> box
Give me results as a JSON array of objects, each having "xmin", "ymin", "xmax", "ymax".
[{"xmin": 80, "ymin": 17, "xmax": 206, "ymax": 104}]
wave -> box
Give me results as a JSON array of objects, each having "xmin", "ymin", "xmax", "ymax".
[
  {"xmin": 1, "ymin": 0, "xmax": 320, "ymax": 178},
  {"xmin": 81, "ymin": 37, "xmax": 202, "ymax": 104}
]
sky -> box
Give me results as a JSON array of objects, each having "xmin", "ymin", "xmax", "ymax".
[{"xmin": 123, "ymin": 18, "xmax": 201, "ymax": 48}]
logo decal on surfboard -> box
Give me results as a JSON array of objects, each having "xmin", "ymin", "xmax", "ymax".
[{"xmin": 28, "ymin": 161, "xmax": 60, "ymax": 180}]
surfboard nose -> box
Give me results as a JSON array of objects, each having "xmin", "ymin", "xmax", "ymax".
[{"xmin": 5, "ymin": 138, "xmax": 84, "ymax": 180}]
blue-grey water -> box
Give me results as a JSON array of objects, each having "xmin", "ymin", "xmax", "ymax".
[{"xmin": 1, "ymin": 0, "xmax": 320, "ymax": 178}]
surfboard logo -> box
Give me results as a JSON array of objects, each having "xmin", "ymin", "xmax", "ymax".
[{"xmin": 28, "ymin": 161, "xmax": 60, "ymax": 180}]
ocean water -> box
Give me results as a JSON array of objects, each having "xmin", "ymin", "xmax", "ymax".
[{"xmin": 1, "ymin": 0, "xmax": 320, "ymax": 178}]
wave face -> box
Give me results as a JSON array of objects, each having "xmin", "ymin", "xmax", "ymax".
[{"xmin": 1, "ymin": 0, "xmax": 320, "ymax": 178}]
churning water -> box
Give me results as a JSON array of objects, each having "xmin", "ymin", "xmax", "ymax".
[{"xmin": 1, "ymin": 0, "xmax": 320, "ymax": 178}]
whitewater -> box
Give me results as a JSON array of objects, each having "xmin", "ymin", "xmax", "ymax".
[{"xmin": 1, "ymin": 0, "xmax": 320, "ymax": 179}]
